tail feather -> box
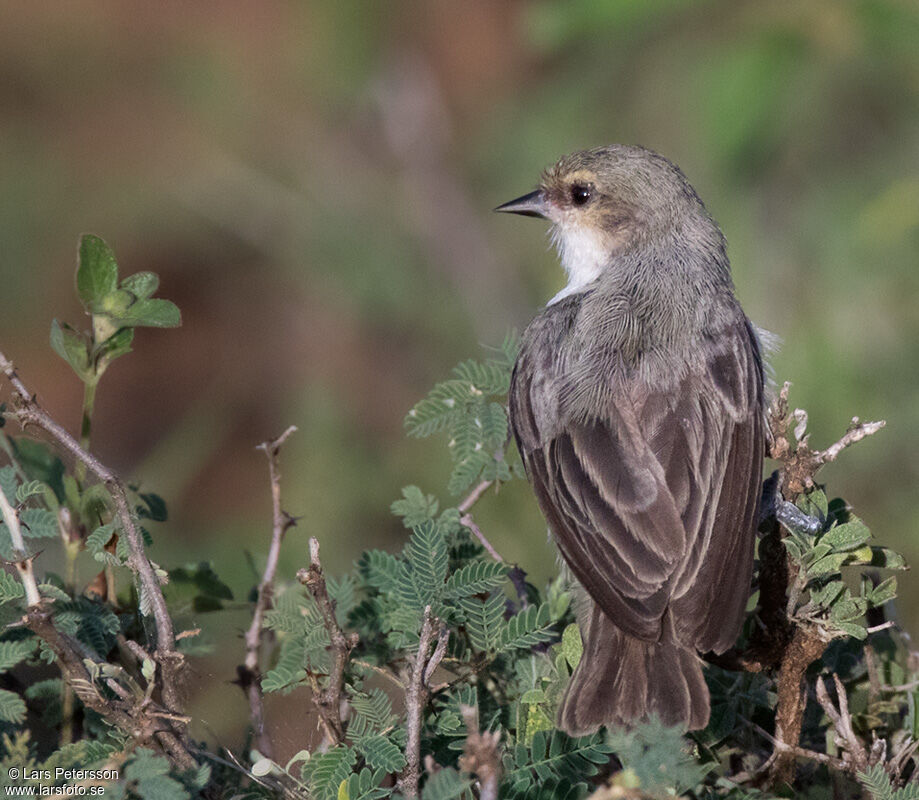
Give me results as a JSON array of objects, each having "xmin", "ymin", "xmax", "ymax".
[{"xmin": 558, "ymin": 606, "xmax": 708, "ymax": 735}]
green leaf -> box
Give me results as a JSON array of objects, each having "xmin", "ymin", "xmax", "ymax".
[
  {"xmin": 504, "ymin": 730, "xmax": 613, "ymax": 792},
  {"xmin": 348, "ymin": 688, "xmax": 396, "ymax": 738},
  {"xmin": 866, "ymin": 547, "xmax": 907, "ymax": 570},
  {"xmin": 354, "ymin": 733, "xmax": 405, "ymax": 772},
  {"xmin": 97, "ymin": 326, "xmax": 134, "ymax": 365},
  {"xmin": 121, "ymin": 271, "xmax": 160, "ymax": 300},
  {"xmin": 19, "ymin": 508, "xmax": 58, "ymax": 538},
  {"xmin": 0, "ymin": 570, "xmax": 25, "ymax": 604},
  {"xmin": 832, "ymin": 621, "xmax": 868, "ymax": 640},
  {"xmin": 459, "ymin": 592, "xmax": 506, "ymax": 652},
  {"xmin": 341, "ymin": 769, "xmax": 389, "ymax": 800},
  {"xmin": 50, "ymin": 320, "xmax": 91, "ymax": 379},
  {"xmin": 8, "ymin": 437, "xmax": 66, "ymax": 502},
  {"xmin": 76, "ymin": 234, "xmax": 119, "ymax": 311},
  {"xmin": 0, "ymin": 688, "xmax": 27, "ymax": 723},
  {"xmin": 262, "ymin": 638, "xmax": 307, "ymax": 693},
  {"xmin": 137, "ymin": 492, "xmax": 168, "ymax": 522},
  {"xmin": 391, "ymin": 485, "xmax": 439, "ymax": 528},
  {"xmin": 607, "ymin": 718, "xmax": 704, "ymax": 792},
  {"xmin": 561, "ymin": 623, "xmax": 583, "ymax": 670},
  {"xmin": 821, "ymin": 520, "xmax": 871, "ymax": 551},
  {"xmin": 443, "ymin": 561, "xmax": 509, "ymax": 600},
  {"xmin": 452, "ymin": 358, "xmax": 512, "ymax": 395},
  {"xmin": 808, "ymin": 552, "xmax": 849, "ymax": 576},
  {"xmin": 398, "ymin": 522, "xmax": 448, "ymax": 610},
  {"xmin": 0, "ymin": 640, "xmax": 35, "ymax": 672},
  {"xmin": 359, "ymin": 550, "xmax": 401, "ymax": 592},
  {"xmin": 303, "ymin": 746, "xmax": 357, "ymax": 800},
  {"xmin": 829, "ymin": 595, "xmax": 867, "ymax": 623},
  {"xmin": 112, "ymin": 297, "xmax": 182, "ymax": 329},
  {"xmin": 0, "ymin": 466, "xmax": 16, "ymax": 503},
  {"xmin": 809, "ymin": 579, "xmax": 846, "ymax": 608},
  {"xmin": 420, "ymin": 768, "xmax": 472, "ymax": 800},
  {"xmin": 869, "ymin": 576, "xmax": 897, "ymax": 607},
  {"xmin": 796, "ymin": 488, "xmax": 828, "ymax": 525},
  {"xmin": 498, "ymin": 603, "xmax": 555, "ymax": 652},
  {"xmin": 15, "ymin": 480, "xmax": 45, "ymax": 504}
]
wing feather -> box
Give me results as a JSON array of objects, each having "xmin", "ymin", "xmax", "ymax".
[{"xmin": 510, "ymin": 314, "xmax": 764, "ymax": 648}]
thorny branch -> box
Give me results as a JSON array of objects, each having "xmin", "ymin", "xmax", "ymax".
[
  {"xmin": 297, "ymin": 537, "xmax": 358, "ymax": 745},
  {"xmin": 0, "ymin": 349, "xmax": 191, "ymax": 758},
  {"xmin": 400, "ymin": 606, "xmax": 449, "ymax": 799},
  {"xmin": 768, "ymin": 382, "xmax": 886, "ymax": 499},
  {"xmin": 240, "ymin": 425, "xmax": 298, "ymax": 758},
  {"xmin": 25, "ymin": 605, "xmax": 196, "ymax": 770},
  {"xmin": 713, "ymin": 382, "xmax": 887, "ymax": 787}
]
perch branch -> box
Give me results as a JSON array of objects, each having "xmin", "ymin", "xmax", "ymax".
[
  {"xmin": 724, "ymin": 382, "xmax": 887, "ymax": 786},
  {"xmin": 0, "ymin": 351, "xmax": 187, "ymax": 723},
  {"xmin": 240, "ymin": 425, "xmax": 298, "ymax": 758},
  {"xmin": 297, "ymin": 538, "xmax": 358, "ymax": 745}
]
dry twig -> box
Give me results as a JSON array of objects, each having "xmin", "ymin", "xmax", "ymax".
[
  {"xmin": 0, "ymin": 350, "xmax": 192, "ymax": 765},
  {"xmin": 399, "ymin": 606, "xmax": 449, "ymax": 799},
  {"xmin": 722, "ymin": 383, "xmax": 887, "ymax": 786},
  {"xmin": 458, "ymin": 704, "xmax": 501, "ymax": 800},
  {"xmin": 239, "ymin": 425, "xmax": 298, "ymax": 758},
  {"xmin": 815, "ymin": 675, "xmax": 870, "ymax": 773},
  {"xmin": 297, "ymin": 537, "xmax": 358, "ymax": 745}
]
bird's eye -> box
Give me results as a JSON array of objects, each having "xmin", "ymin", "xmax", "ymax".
[{"xmin": 570, "ymin": 184, "xmax": 591, "ymax": 206}]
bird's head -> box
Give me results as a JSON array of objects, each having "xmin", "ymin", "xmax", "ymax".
[{"xmin": 496, "ymin": 145, "xmax": 719, "ymax": 301}]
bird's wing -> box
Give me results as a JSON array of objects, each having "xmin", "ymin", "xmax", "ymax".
[{"xmin": 510, "ymin": 317, "xmax": 764, "ymax": 645}]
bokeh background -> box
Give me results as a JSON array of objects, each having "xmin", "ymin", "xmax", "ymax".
[{"xmin": 1, "ymin": 0, "xmax": 917, "ymax": 757}]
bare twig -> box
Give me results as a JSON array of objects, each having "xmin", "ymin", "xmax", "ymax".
[
  {"xmin": 456, "ymin": 480, "xmax": 530, "ymax": 606},
  {"xmin": 458, "ymin": 704, "xmax": 501, "ymax": 800},
  {"xmin": 457, "ymin": 479, "xmax": 506, "ymax": 562},
  {"xmin": 769, "ymin": 382, "xmax": 885, "ymax": 498},
  {"xmin": 401, "ymin": 606, "xmax": 436, "ymax": 800},
  {"xmin": 0, "ymin": 481, "xmax": 42, "ymax": 606},
  {"xmin": 739, "ymin": 383, "xmax": 889, "ymax": 786},
  {"xmin": 815, "ymin": 675, "xmax": 869, "ymax": 772},
  {"xmin": 240, "ymin": 426, "xmax": 298, "ymax": 758},
  {"xmin": 818, "ymin": 418, "xmax": 886, "ymax": 464},
  {"xmin": 25, "ymin": 605, "xmax": 196, "ymax": 770},
  {"xmin": 0, "ymin": 351, "xmax": 185, "ymax": 713},
  {"xmin": 458, "ymin": 480, "xmax": 493, "ymax": 514},
  {"xmin": 749, "ymin": 721, "xmax": 847, "ymax": 771},
  {"xmin": 297, "ymin": 538, "xmax": 358, "ymax": 745},
  {"xmin": 352, "ymin": 659, "xmax": 406, "ymax": 690},
  {"xmin": 458, "ymin": 512, "xmax": 503, "ymax": 563}
]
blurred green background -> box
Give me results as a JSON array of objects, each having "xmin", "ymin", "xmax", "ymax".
[{"xmin": 1, "ymin": 0, "xmax": 917, "ymax": 757}]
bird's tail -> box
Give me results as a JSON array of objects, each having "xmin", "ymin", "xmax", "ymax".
[{"xmin": 557, "ymin": 605, "xmax": 709, "ymax": 735}]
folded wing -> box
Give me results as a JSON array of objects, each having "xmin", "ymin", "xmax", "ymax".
[{"xmin": 510, "ymin": 317, "xmax": 764, "ymax": 648}]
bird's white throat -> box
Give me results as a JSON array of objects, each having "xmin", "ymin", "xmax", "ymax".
[{"xmin": 547, "ymin": 223, "xmax": 609, "ymax": 305}]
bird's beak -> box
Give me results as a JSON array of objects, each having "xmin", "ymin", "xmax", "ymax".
[{"xmin": 494, "ymin": 189, "xmax": 548, "ymax": 219}]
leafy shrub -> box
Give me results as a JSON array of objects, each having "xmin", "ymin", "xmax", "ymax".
[{"xmin": 0, "ymin": 236, "xmax": 916, "ymax": 799}]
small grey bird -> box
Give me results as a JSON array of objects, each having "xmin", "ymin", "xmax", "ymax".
[{"xmin": 498, "ymin": 145, "xmax": 765, "ymax": 734}]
